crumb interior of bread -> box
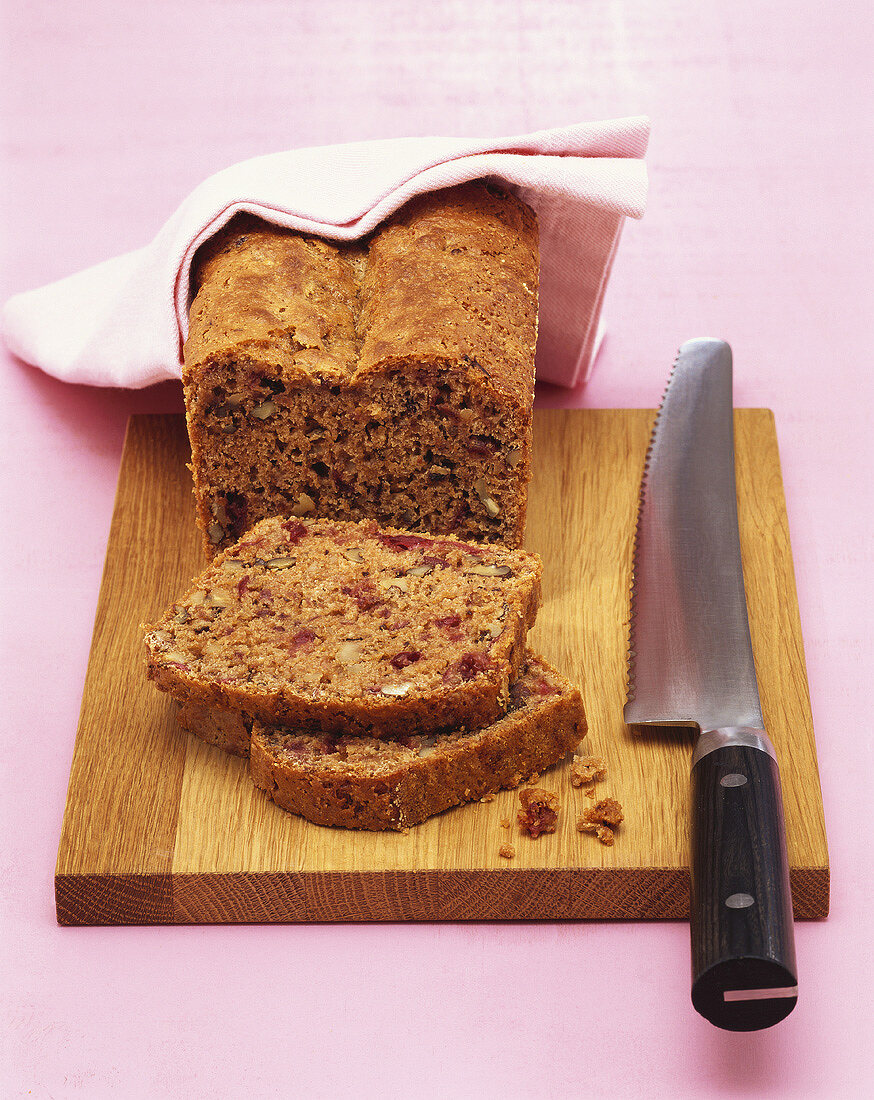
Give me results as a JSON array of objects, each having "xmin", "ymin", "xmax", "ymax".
[
  {"xmin": 146, "ymin": 518, "xmax": 538, "ymax": 702},
  {"xmin": 256, "ymin": 659, "xmax": 563, "ymax": 775},
  {"xmin": 188, "ymin": 364, "xmax": 530, "ymax": 553}
]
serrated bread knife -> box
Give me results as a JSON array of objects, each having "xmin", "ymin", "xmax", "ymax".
[{"xmin": 624, "ymin": 338, "xmax": 797, "ymax": 1031}]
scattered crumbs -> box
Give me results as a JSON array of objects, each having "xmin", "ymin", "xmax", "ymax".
[
  {"xmin": 585, "ymin": 787, "xmax": 596, "ymax": 799},
  {"xmin": 517, "ymin": 787, "xmax": 559, "ymax": 838},
  {"xmin": 500, "ymin": 817, "xmax": 511, "ymax": 829},
  {"xmin": 570, "ymin": 754, "xmax": 608, "ymax": 788},
  {"xmin": 499, "ymin": 843, "xmax": 516, "ymax": 859},
  {"xmin": 480, "ymin": 793, "xmax": 495, "ymax": 803},
  {"xmin": 577, "ymin": 797, "xmax": 624, "ymax": 846}
]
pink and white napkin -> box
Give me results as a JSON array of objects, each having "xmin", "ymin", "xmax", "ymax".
[{"xmin": 1, "ymin": 117, "xmax": 649, "ymax": 389}]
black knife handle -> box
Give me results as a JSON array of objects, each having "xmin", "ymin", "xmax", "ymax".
[{"xmin": 690, "ymin": 736, "xmax": 797, "ymax": 1031}]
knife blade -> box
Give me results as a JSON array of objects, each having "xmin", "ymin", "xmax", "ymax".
[{"xmin": 624, "ymin": 337, "xmax": 797, "ymax": 1031}]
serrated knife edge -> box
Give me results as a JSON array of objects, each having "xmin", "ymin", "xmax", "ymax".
[{"xmin": 625, "ymin": 345, "xmax": 685, "ymax": 708}]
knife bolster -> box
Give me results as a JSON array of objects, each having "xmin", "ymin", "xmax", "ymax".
[{"xmin": 693, "ymin": 726, "xmax": 776, "ymax": 767}]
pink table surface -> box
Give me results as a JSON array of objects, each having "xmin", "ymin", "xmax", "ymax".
[{"xmin": 2, "ymin": 2, "xmax": 872, "ymax": 1097}]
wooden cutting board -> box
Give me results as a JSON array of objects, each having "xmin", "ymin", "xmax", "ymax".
[{"xmin": 55, "ymin": 410, "xmax": 829, "ymax": 925}]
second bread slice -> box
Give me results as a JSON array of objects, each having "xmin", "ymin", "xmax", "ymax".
[
  {"xmin": 177, "ymin": 653, "xmax": 586, "ymax": 831},
  {"xmin": 146, "ymin": 517, "xmax": 541, "ymax": 737},
  {"xmin": 249, "ymin": 654, "xmax": 585, "ymax": 830}
]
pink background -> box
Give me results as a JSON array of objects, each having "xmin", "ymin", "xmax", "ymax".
[{"xmin": 2, "ymin": 2, "xmax": 871, "ymax": 1096}]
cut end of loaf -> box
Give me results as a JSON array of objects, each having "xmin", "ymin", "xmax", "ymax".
[{"xmin": 185, "ymin": 362, "xmax": 532, "ymax": 555}]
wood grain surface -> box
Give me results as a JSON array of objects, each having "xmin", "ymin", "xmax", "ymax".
[{"xmin": 54, "ymin": 410, "xmax": 829, "ymax": 925}]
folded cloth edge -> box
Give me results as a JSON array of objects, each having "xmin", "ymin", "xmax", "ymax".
[{"xmin": 2, "ymin": 117, "xmax": 650, "ymax": 390}]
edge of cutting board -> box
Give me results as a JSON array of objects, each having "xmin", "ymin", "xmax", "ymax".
[{"xmin": 56, "ymin": 866, "xmax": 828, "ymax": 926}]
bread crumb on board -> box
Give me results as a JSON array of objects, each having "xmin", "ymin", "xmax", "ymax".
[
  {"xmin": 570, "ymin": 754, "xmax": 608, "ymax": 788},
  {"xmin": 577, "ymin": 797, "xmax": 624, "ymax": 845},
  {"xmin": 578, "ymin": 823, "xmax": 614, "ymax": 845},
  {"xmin": 500, "ymin": 817, "xmax": 511, "ymax": 829},
  {"xmin": 499, "ymin": 843, "xmax": 516, "ymax": 859},
  {"xmin": 517, "ymin": 787, "xmax": 559, "ymax": 838}
]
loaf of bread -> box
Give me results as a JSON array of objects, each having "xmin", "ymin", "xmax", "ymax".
[
  {"xmin": 183, "ymin": 181, "xmax": 539, "ymax": 557},
  {"xmin": 145, "ymin": 516, "xmax": 541, "ymax": 738},
  {"xmin": 177, "ymin": 654, "xmax": 585, "ymax": 830}
]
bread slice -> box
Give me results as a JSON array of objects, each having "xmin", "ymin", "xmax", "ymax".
[
  {"xmin": 177, "ymin": 654, "xmax": 584, "ymax": 830},
  {"xmin": 250, "ymin": 654, "xmax": 584, "ymax": 830},
  {"xmin": 145, "ymin": 516, "xmax": 541, "ymax": 737},
  {"xmin": 183, "ymin": 181, "xmax": 539, "ymax": 556}
]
